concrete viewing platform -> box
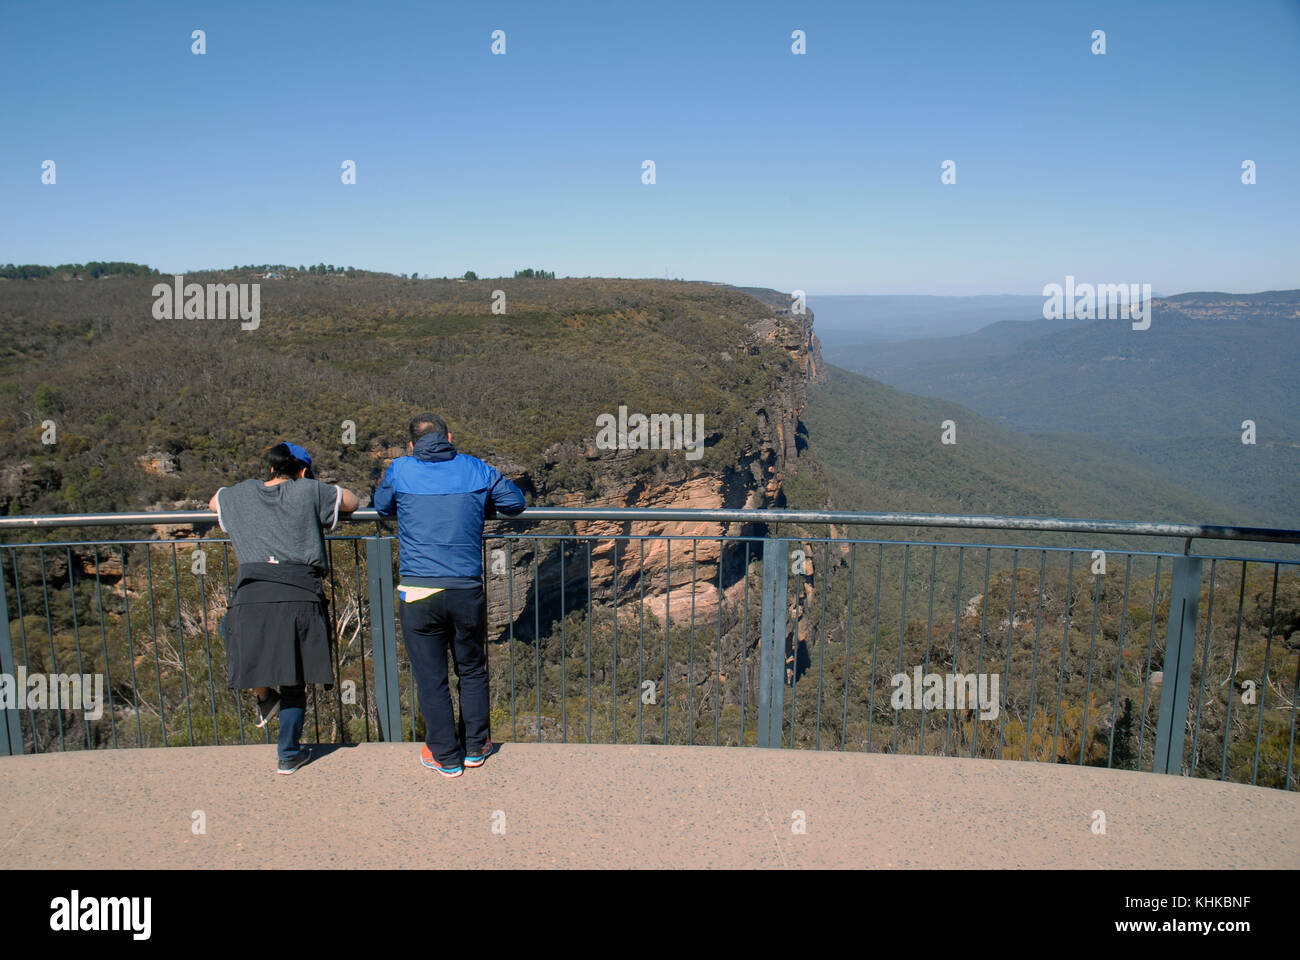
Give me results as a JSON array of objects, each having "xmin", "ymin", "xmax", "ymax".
[{"xmin": 1, "ymin": 742, "xmax": 1297, "ymax": 869}]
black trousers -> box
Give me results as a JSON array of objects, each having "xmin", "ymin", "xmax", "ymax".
[{"xmin": 398, "ymin": 585, "xmax": 490, "ymax": 766}]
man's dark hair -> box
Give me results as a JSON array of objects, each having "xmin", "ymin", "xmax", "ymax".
[
  {"xmin": 410, "ymin": 413, "xmax": 448, "ymax": 443},
  {"xmin": 267, "ymin": 442, "xmax": 312, "ymax": 480}
]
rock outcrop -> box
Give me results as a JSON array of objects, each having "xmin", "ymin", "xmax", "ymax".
[{"xmin": 483, "ymin": 294, "xmax": 824, "ymax": 640}]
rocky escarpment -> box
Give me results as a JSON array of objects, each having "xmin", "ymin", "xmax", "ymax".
[{"xmin": 483, "ymin": 292, "xmax": 824, "ymax": 640}]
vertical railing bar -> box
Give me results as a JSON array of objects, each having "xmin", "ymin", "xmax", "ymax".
[
  {"xmin": 386, "ymin": 537, "xmax": 400, "ymax": 743},
  {"xmin": 586, "ymin": 540, "xmax": 593, "ymax": 744},
  {"xmin": 1024, "ymin": 550, "xmax": 1047, "ymax": 763},
  {"xmin": 10, "ymin": 550, "xmax": 37, "ymax": 752},
  {"xmin": 118, "ymin": 546, "xmax": 143, "ymax": 748},
  {"xmin": 91, "ymin": 546, "xmax": 118, "ymax": 749},
  {"xmin": 997, "ymin": 550, "xmax": 1018, "ymax": 760},
  {"xmin": 533, "ymin": 538, "xmax": 541, "ymax": 743},
  {"xmin": 66, "ymin": 548, "xmax": 91, "ymax": 749},
  {"xmin": 715, "ymin": 538, "xmax": 723, "ymax": 746},
  {"xmin": 145, "ymin": 546, "xmax": 166, "ymax": 747},
  {"xmin": 815, "ymin": 539, "xmax": 829, "ymax": 751},
  {"xmin": 39, "ymin": 550, "xmax": 66, "ymax": 751},
  {"xmin": 919, "ymin": 545, "xmax": 937, "ymax": 755},
  {"xmin": 507, "ymin": 539, "xmax": 516, "ymax": 743},
  {"xmin": 60, "ymin": 548, "xmax": 87, "ymax": 744},
  {"xmin": 785, "ymin": 541, "xmax": 795, "ymax": 744},
  {"xmin": 842, "ymin": 541, "xmax": 852, "ymax": 749},
  {"xmin": 892, "ymin": 544, "xmax": 910, "ymax": 755},
  {"xmin": 560, "ymin": 541, "xmax": 566, "ymax": 744},
  {"xmin": 169, "ymin": 543, "xmax": 195, "ymax": 746},
  {"xmin": 768, "ymin": 536, "xmax": 787, "ymax": 749},
  {"xmin": 1220, "ymin": 562, "xmax": 1248, "ymax": 781},
  {"xmin": 1137, "ymin": 556, "xmax": 1162, "ymax": 769},
  {"xmin": 1250, "ymin": 564, "xmax": 1280, "ymax": 786},
  {"xmin": 946, "ymin": 546, "xmax": 967, "ymax": 754},
  {"xmin": 222, "ymin": 543, "xmax": 247, "ymax": 745},
  {"xmin": 689, "ymin": 541, "xmax": 696, "ymax": 745},
  {"xmin": 757, "ymin": 538, "xmax": 772, "ymax": 747},
  {"xmin": 1190, "ymin": 558, "xmax": 1217, "ymax": 776},
  {"xmin": 327, "ymin": 540, "xmax": 344, "ymax": 744},
  {"xmin": 772, "ymin": 531, "xmax": 781, "ymax": 745},
  {"xmin": 1050, "ymin": 551, "xmax": 1075, "ymax": 764},
  {"xmin": 351, "ymin": 540, "xmax": 370, "ymax": 742},
  {"xmin": 788, "ymin": 543, "xmax": 799, "ymax": 746},
  {"xmin": 405, "ymin": 542, "xmax": 416, "ymax": 744},
  {"xmin": 1285, "ymin": 636, "xmax": 1299, "ymax": 791},
  {"xmin": 194, "ymin": 551, "xmax": 220, "ymax": 746},
  {"xmin": 0, "ymin": 551, "xmax": 23, "ymax": 756},
  {"xmin": 611, "ymin": 539, "xmax": 618, "ymax": 744},
  {"xmin": 841, "ymin": 542, "xmax": 856, "ymax": 751},
  {"xmin": 1080, "ymin": 553, "xmax": 1102, "ymax": 765},
  {"xmin": 759, "ymin": 535, "xmax": 764, "ymax": 744},
  {"xmin": 1106, "ymin": 555, "xmax": 1133, "ymax": 768},
  {"xmin": 866, "ymin": 543, "xmax": 883, "ymax": 753},
  {"xmin": 972, "ymin": 547, "xmax": 991, "ymax": 759},
  {"xmin": 740, "ymin": 540, "xmax": 748, "ymax": 746},
  {"xmin": 638, "ymin": 538, "xmax": 645, "ymax": 745},
  {"xmin": 664, "ymin": 538, "xmax": 671, "ymax": 745},
  {"xmin": 1153, "ymin": 554, "xmax": 1203, "ymax": 776}
]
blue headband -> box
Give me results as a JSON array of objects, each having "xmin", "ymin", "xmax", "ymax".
[{"xmin": 281, "ymin": 441, "xmax": 313, "ymax": 470}]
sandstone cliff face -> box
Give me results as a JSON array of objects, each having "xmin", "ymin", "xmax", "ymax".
[
  {"xmin": 137, "ymin": 450, "xmax": 179, "ymax": 476},
  {"xmin": 483, "ymin": 296, "xmax": 824, "ymax": 640}
]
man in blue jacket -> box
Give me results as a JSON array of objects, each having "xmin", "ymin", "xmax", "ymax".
[{"xmin": 372, "ymin": 414, "xmax": 526, "ymax": 778}]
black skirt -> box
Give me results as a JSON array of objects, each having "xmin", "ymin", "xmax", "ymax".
[{"xmin": 223, "ymin": 600, "xmax": 335, "ymax": 690}]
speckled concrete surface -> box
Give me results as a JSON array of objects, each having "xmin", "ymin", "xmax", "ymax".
[{"xmin": 0, "ymin": 743, "xmax": 1296, "ymax": 868}]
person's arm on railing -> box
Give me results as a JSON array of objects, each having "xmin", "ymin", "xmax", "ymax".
[
  {"xmin": 486, "ymin": 468, "xmax": 525, "ymax": 519},
  {"xmin": 208, "ymin": 489, "xmax": 227, "ymax": 531},
  {"xmin": 316, "ymin": 482, "xmax": 360, "ymax": 530},
  {"xmin": 371, "ymin": 464, "xmax": 397, "ymax": 516}
]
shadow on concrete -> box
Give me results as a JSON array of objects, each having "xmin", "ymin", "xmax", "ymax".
[{"xmin": 302, "ymin": 743, "xmax": 361, "ymax": 763}]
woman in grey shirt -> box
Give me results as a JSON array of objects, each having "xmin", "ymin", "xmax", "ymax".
[{"xmin": 209, "ymin": 442, "xmax": 359, "ymax": 774}]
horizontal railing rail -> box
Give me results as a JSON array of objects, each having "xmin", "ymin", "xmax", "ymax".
[
  {"xmin": 3, "ymin": 507, "xmax": 1299, "ymax": 544},
  {"xmin": 1, "ymin": 508, "xmax": 1296, "ymax": 793}
]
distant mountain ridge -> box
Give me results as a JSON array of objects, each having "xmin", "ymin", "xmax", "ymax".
[
  {"xmin": 807, "ymin": 293, "xmax": 1048, "ymax": 346},
  {"xmin": 822, "ymin": 290, "xmax": 1300, "ymax": 527}
]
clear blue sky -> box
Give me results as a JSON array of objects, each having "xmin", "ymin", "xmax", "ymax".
[{"xmin": 2, "ymin": 0, "xmax": 1296, "ymax": 295}]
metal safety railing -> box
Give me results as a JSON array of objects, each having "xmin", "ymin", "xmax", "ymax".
[{"xmin": 1, "ymin": 507, "xmax": 1297, "ymax": 791}]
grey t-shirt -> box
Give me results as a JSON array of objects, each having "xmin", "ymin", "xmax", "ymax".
[{"xmin": 216, "ymin": 478, "xmax": 342, "ymax": 574}]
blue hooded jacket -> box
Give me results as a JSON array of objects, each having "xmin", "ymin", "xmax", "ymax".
[{"xmin": 372, "ymin": 434, "xmax": 525, "ymax": 588}]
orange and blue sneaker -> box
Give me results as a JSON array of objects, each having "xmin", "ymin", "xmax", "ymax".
[
  {"xmin": 420, "ymin": 745, "xmax": 462, "ymax": 778},
  {"xmin": 464, "ymin": 741, "xmax": 499, "ymax": 768}
]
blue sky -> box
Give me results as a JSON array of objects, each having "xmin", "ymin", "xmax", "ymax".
[{"xmin": 1, "ymin": 0, "xmax": 1297, "ymax": 295}]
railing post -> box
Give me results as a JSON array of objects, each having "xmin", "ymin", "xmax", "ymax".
[
  {"xmin": 757, "ymin": 538, "xmax": 788, "ymax": 748},
  {"xmin": 365, "ymin": 537, "xmax": 402, "ymax": 742},
  {"xmin": 0, "ymin": 554, "xmax": 21, "ymax": 756},
  {"xmin": 1153, "ymin": 556, "xmax": 1203, "ymax": 775}
]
